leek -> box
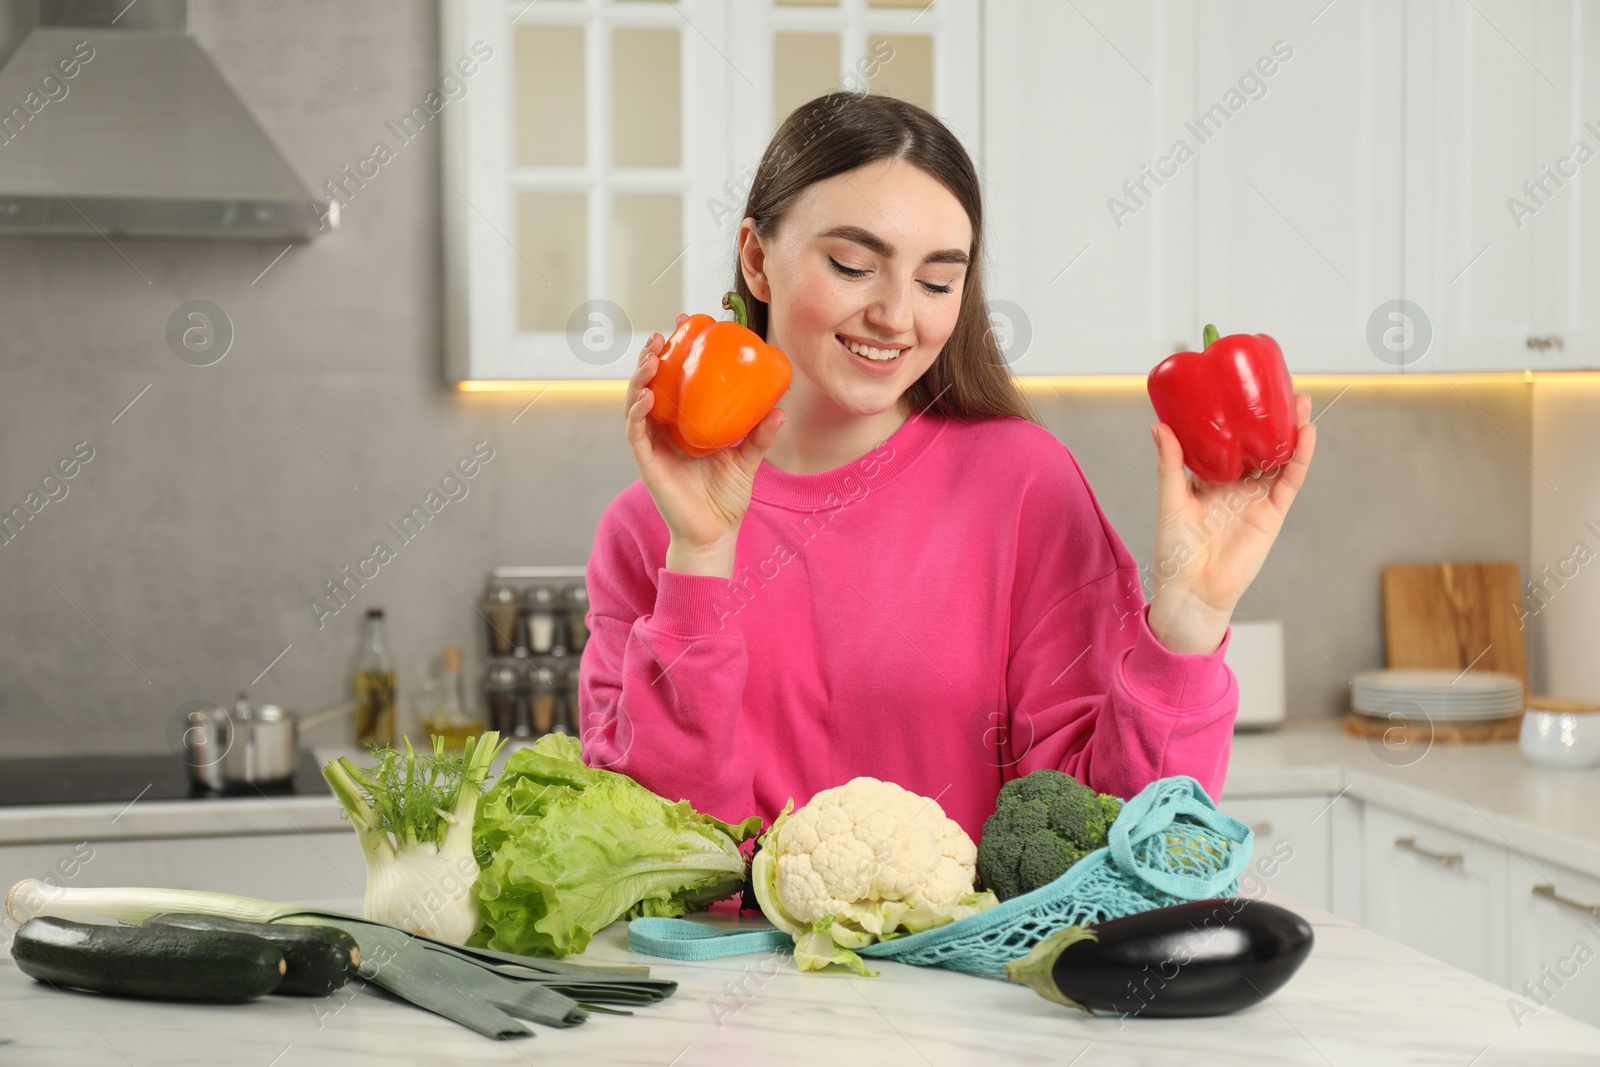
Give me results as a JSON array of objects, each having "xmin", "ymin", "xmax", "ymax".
[
  {"xmin": 322, "ymin": 731, "xmax": 506, "ymax": 944},
  {"xmin": 6, "ymin": 879, "xmax": 309, "ymax": 927}
]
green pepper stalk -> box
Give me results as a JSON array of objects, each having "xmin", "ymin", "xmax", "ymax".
[{"xmin": 722, "ymin": 290, "xmax": 749, "ymax": 328}]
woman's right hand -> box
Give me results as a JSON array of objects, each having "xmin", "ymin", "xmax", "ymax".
[{"xmin": 624, "ymin": 314, "xmax": 787, "ymax": 577}]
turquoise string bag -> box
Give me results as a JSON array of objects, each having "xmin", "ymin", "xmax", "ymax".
[{"xmin": 628, "ymin": 774, "xmax": 1254, "ymax": 979}]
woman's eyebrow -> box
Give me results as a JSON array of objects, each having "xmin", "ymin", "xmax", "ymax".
[{"xmin": 817, "ymin": 224, "xmax": 970, "ymax": 266}]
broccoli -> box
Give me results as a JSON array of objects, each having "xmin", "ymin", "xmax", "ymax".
[{"xmin": 975, "ymin": 769, "xmax": 1124, "ymax": 901}]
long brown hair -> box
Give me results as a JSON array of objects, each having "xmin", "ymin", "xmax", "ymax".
[{"xmin": 733, "ymin": 90, "xmax": 1041, "ymax": 426}]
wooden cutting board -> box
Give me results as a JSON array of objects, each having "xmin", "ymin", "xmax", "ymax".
[
  {"xmin": 1341, "ymin": 711, "xmax": 1523, "ymax": 744},
  {"xmin": 1381, "ymin": 562, "xmax": 1527, "ymax": 702}
]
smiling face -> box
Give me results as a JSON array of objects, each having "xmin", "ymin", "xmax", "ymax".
[{"xmin": 738, "ymin": 156, "xmax": 973, "ymax": 421}]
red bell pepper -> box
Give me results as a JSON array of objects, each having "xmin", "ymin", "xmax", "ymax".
[
  {"xmin": 647, "ymin": 291, "xmax": 792, "ymax": 457},
  {"xmin": 1146, "ymin": 323, "xmax": 1298, "ymax": 485}
]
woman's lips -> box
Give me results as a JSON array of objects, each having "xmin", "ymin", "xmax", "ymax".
[{"xmin": 837, "ymin": 335, "xmax": 904, "ymax": 376}]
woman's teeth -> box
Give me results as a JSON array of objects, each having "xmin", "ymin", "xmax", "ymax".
[{"xmin": 841, "ymin": 337, "xmax": 901, "ymax": 361}]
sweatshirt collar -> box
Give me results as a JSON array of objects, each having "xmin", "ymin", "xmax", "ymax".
[{"xmin": 750, "ymin": 408, "xmax": 948, "ymax": 512}]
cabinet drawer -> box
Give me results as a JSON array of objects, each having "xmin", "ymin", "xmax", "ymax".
[
  {"xmin": 1362, "ymin": 806, "xmax": 1508, "ymax": 985},
  {"xmin": 1218, "ymin": 796, "xmax": 1332, "ymax": 910},
  {"xmin": 1508, "ymin": 857, "xmax": 1600, "ymax": 1030}
]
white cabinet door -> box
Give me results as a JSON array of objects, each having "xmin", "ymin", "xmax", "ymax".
[
  {"xmin": 1361, "ymin": 805, "xmax": 1509, "ymax": 984},
  {"xmin": 1217, "ymin": 795, "xmax": 1333, "ymax": 910},
  {"xmin": 1191, "ymin": 0, "xmax": 1409, "ymax": 374},
  {"xmin": 1507, "ymin": 855, "xmax": 1600, "ymax": 1029},
  {"xmin": 1416, "ymin": 0, "xmax": 1598, "ymax": 371},
  {"xmin": 982, "ymin": 0, "xmax": 1198, "ymax": 376},
  {"xmin": 1534, "ymin": 0, "xmax": 1600, "ymax": 370},
  {"xmin": 984, "ymin": 0, "xmax": 1410, "ymax": 375}
]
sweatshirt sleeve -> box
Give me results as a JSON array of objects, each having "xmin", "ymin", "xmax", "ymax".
[
  {"xmin": 1000, "ymin": 438, "xmax": 1239, "ymax": 801},
  {"xmin": 575, "ymin": 497, "xmax": 759, "ymax": 825}
]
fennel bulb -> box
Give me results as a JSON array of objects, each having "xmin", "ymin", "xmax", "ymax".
[{"xmin": 323, "ymin": 731, "xmax": 505, "ymax": 944}]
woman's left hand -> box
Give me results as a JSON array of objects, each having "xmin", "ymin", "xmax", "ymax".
[{"xmin": 1146, "ymin": 392, "xmax": 1317, "ymax": 655}]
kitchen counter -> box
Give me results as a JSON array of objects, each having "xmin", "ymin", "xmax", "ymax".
[
  {"xmin": 1222, "ymin": 719, "xmax": 1600, "ymax": 879},
  {"xmin": 6, "ymin": 727, "xmax": 1600, "ymax": 1062},
  {"xmin": 2, "ymin": 724, "xmax": 1590, "ymax": 874},
  {"xmin": 0, "ymin": 745, "xmax": 512, "ymax": 846},
  {"xmin": 3, "ymin": 887, "xmax": 1596, "ymax": 1065},
  {"xmin": 0, "ymin": 794, "xmax": 347, "ymax": 847}
]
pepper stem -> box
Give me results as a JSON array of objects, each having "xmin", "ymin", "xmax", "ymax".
[
  {"xmin": 1202, "ymin": 323, "xmax": 1220, "ymax": 348},
  {"xmin": 722, "ymin": 290, "xmax": 748, "ymax": 328}
]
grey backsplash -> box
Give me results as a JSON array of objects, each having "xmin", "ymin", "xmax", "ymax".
[{"xmin": 0, "ymin": 1, "xmax": 1539, "ymax": 755}]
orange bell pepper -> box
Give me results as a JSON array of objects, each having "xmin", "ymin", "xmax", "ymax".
[{"xmin": 647, "ymin": 291, "xmax": 792, "ymax": 457}]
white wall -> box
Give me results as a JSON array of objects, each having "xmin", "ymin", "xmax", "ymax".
[{"xmin": 1530, "ymin": 382, "xmax": 1600, "ymax": 703}]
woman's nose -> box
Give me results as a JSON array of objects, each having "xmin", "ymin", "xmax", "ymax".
[{"xmin": 865, "ymin": 279, "xmax": 914, "ymax": 336}]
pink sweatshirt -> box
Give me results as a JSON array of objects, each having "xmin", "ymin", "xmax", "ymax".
[{"xmin": 577, "ymin": 411, "xmax": 1238, "ymax": 844}]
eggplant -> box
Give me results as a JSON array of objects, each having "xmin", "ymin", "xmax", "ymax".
[{"xmin": 1004, "ymin": 898, "xmax": 1312, "ymax": 1018}]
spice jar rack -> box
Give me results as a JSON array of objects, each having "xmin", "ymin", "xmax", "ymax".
[{"xmin": 480, "ymin": 565, "xmax": 589, "ymax": 743}]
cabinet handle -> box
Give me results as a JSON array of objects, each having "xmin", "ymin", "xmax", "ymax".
[
  {"xmin": 1533, "ymin": 884, "xmax": 1600, "ymax": 919},
  {"xmin": 1249, "ymin": 821, "xmax": 1274, "ymax": 837},
  {"xmin": 1395, "ymin": 836, "xmax": 1463, "ymax": 867}
]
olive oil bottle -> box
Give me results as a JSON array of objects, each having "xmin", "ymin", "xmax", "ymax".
[
  {"xmin": 422, "ymin": 645, "xmax": 482, "ymax": 750},
  {"xmin": 353, "ymin": 608, "xmax": 396, "ymax": 747}
]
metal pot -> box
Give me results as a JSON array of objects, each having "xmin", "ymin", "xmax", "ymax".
[
  {"xmin": 183, "ymin": 696, "xmax": 355, "ymax": 789},
  {"xmin": 222, "ymin": 701, "xmax": 297, "ymax": 784},
  {"xmin": 180, "ymin": 704, "xmax": 229, "ymax": 790}
]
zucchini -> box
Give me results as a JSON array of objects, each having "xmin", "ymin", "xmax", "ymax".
[
  {"xmin": 11, "ymin": 916, "xmax": 285, "ymax": 1001},
  {"xmin": 1005, "ymin": 898, "xmax": 1313, "ymax": 1017},
  {"xmin": 143, "ymin": 912, "xmax": 359, "ymax": 996}
]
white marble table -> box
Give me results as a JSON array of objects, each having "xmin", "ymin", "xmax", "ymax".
[{"xmin": 3, "ymin": 886, "xmax": 1597, "ymax": 1066}]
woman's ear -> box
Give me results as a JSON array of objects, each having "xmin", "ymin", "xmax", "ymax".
[{"xmin": 737, "ymin": 218, "xmax": 771, "ymax": 303}]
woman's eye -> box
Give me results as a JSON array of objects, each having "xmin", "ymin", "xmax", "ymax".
[
  {"xmin": 828, "ymin": 256, "xmax": 868, "ymax": 279},
  {"xmin": 828, "ymin": 255, "xmax": 955, "ymax": 295}
]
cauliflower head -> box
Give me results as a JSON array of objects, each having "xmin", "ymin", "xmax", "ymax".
[{"xmin": 751, "ymin": 777, "xmax": 997, "ymax": 975}]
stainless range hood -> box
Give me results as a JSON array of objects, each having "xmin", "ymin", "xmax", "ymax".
[{"xmin": 0, "ymin": 0, "xmax": 334, "ymax": 239}]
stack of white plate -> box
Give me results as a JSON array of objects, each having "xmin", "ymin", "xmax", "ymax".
[{"xmin": 1351, "ymin": 669, "xmax": 1524, "ymax": 721}]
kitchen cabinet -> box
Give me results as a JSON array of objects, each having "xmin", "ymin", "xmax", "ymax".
[
  {"xmin": 985, "ymin": 0, "xmax": 1600, "ymax": 376},
  {"xmin": 443, "ymin": 0, "xmax": 1600, "ymax": 380},
  {"xmin": 1360, "ymin": 804, "xmax": 1510, "ymax": 985},
  {"xmin": 1217, "ymin": 795, "xmax": 1334, "ymax": 910},
  {"xmin": 0, "ymin": 832, "xmax": 365, "ymax": 905},
  {"xmin": 984, "ymin": 0, "xmax": 1410, "ymax": 375},
  {"xmin": 1189, "ymin": 0, "xmax": 1409, "ymax": 375},
  {"xmin": 1411, "ymin": 0, "xmax": 1600, "ymax": 372},
  {"xmin": 443, "ymin": 0, "xmax": 981, "ymax": 382},
  {"xmin": 1508, "ymin": 855, "xmax": 1600, "ymax": 1029},
  {"xmin": 981, "ymin": 1, "xmax": 1196, "ymax": 376}
]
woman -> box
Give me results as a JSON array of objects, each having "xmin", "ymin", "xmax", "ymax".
[{"xmin": 578, "ymin": 91, "xmax": 1315, "ymax": 843}]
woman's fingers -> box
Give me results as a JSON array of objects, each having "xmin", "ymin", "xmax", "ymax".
[
  {"xmin": 623, "ymin": 331, "xmax": 662, "ymax": 416},
  {"xmin": 1268, "ymin": 403, "xmax": 1317, "ymax": 513},
  {"xmin": 733, "ymin": 405, "xmax": 786, "ymax": 475},
  {"xmin": 625, "ymin": 332, "xmax": 672, "ymax": 478},
  {"xmin": 625, "ymin": 387, "xmax": 656, "ymax": 466},
  {"xmin": 1151, "ymin": 422, "xmax": 1191, "ymax": 525}
]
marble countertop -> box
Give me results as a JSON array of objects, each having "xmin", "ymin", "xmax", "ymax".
[
  {"xmin": 1222, "ymin": 719, "xmax": 1600, "ymax": 879},
  {"xmin": 4, "ymin": 886, "xmax": 1597, "ymax": 1065},
  {"xmin": 4, "ymin": 724, "xmax": 1598, "ymax": 886}
]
